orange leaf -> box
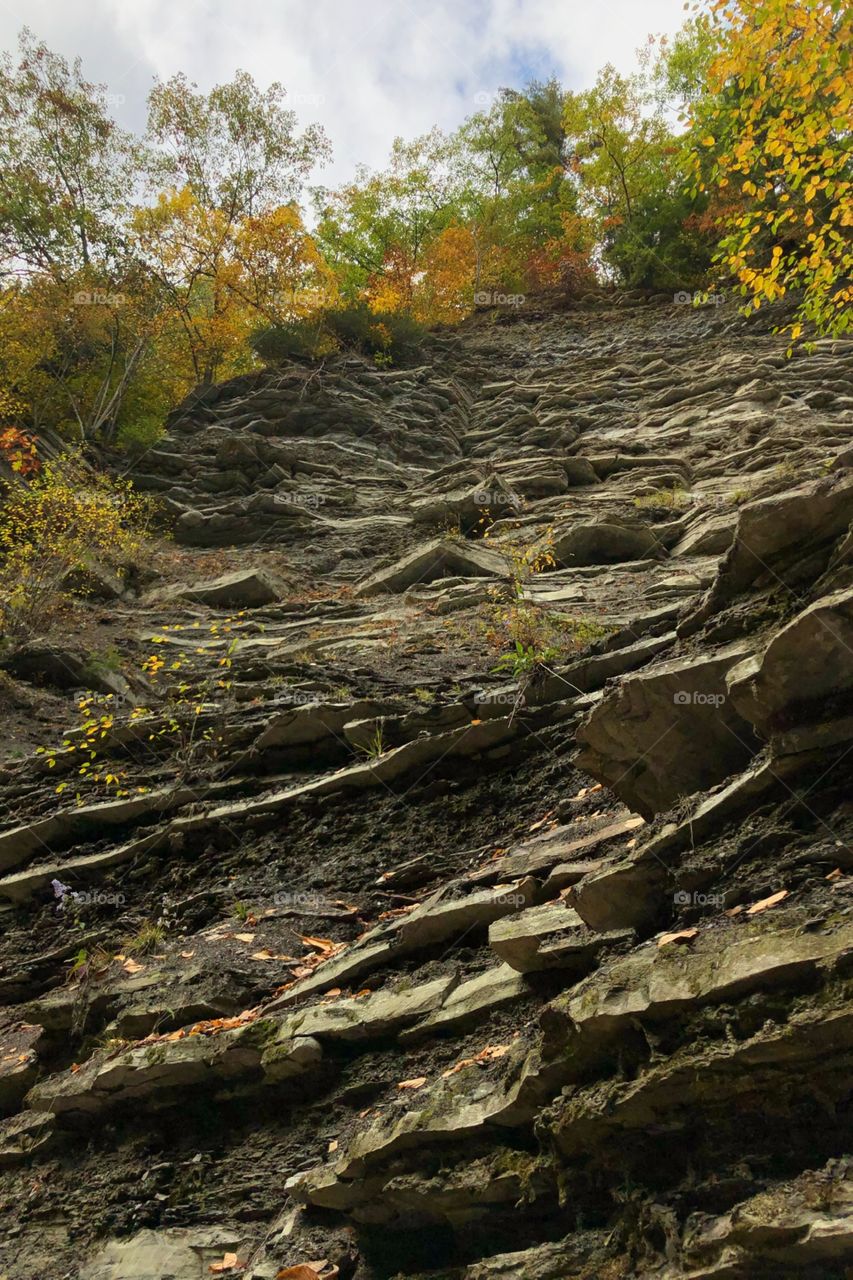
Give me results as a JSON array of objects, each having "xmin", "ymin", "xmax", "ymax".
[
  {"xmin": 746, "ymin": 889, "xmax": 788, "ymax": 915},
  {"xmin": 657, "ymin": 928, "xmax": 699, "ymax": 948},
  {"xmin": 397, "ymin": 1076, "xmax": 427, "ymax": 1090},
  {"xmin": 209, "ymin": 1252, "xmax": 241, "ymax": 1273},
  {"xmin": 529, "ymin": 809, "xmax": 556, "ymax": 831}
]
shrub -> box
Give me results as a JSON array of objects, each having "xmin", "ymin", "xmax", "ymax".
[
  {"xmin": 0, "ymin": 452, "xmax": 154, "ymax": 641},
  {"xmin": 250, "ymin": 317, "xmax": 329, "ymax": 362},
  {"xmin": 252, "ymin": 303, "xmax": 426, "ymax": 368}
]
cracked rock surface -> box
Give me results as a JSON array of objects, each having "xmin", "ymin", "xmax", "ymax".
[{"xmin": 2, "ymin": 294, "xmax": 853, "ymax": 1278}]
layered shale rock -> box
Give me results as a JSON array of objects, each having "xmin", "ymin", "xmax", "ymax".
[{"xmin": 1, "ymin": 294, "xmax": 853, "ymax": 1279}]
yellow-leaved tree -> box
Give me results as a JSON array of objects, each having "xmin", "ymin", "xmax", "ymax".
[{"xmin": 696, "ymin": 0, "xmax": 852, "ymax": 337}]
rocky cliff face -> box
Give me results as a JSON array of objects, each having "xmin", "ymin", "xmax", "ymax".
[{"xmin": 2, "ymin": 295, "xmax": 853, "ymax": 1280}]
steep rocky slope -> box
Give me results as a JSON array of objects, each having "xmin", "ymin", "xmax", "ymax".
[{"xmin": 1, "ymin": 294, "xmax": 853, "ymax": 1279}]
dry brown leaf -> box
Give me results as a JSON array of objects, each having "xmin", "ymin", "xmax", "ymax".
[
  {"xmin": 827, "ymin": 868, "xmax": 843, "ymax": 881},
  {"xmin": 529, "ymin": 809, "xmax": 556, "ymax": 832},
  {"xmin": 442, "ymin": 1043, "xmax": 512, "ymax": 1077},
  {"xmin": 355, "ymin": 988, "xmax": 371, "ymax": 998},
  {"xmin": 250, "ymin": 950, "xmax": 276, "ymax": 961},
  {"xmin": 397, "ymin": 1076, "xmax": 427, "ymax": 1090},
  {"xmin": 180, "ymin": 950, "xmax": 195, "ymax": 959},
  {"xmin": 209, "ymin": 1252, "xmax": 240, "ymax": 1274},
  {"xmin": 657, "ymin": 928, "xmax": 699, "ymax": 948},
  {"xmin": 122, "ymin": 958, "xmax": 144, "ymax": 975},
  {"xmin": 275, "ymin": 1265, "xmax": 328, "ymax": 1279},
  {"xmin": 299, "ymin": 934, "xmax": 335, "ymax": 952},
  {"xmin": 725, "ymin": 905, "xmax": 744, "ymax": 917},
  {"xmin": 234, "ymin": 933, "xmax": 255, "ymax": 944},
  {"xmin": 327, "ymin": 1139, "xmax": 338, "ymax": 1152},
  {"xmin": 321, "ymin": 988, "xmax": 343, "ymax": 1001},
  {"xmin": 746, "ymin": 889, "xmax": 789, "ymax": 915}
]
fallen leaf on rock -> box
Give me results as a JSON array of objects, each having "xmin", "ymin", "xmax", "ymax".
[
  {"xmin": 657, "ymin": 928, "xmax": 699, "ymax": 948},
  {"xmin": 442, "ymin": 1043, "xmax": 512, "ymax": 1077},
  {"xmin": 355, "ymin": 988, "xmax": 371, "ymax": 998},
  {"xmin": 299, "ymin": 934, "xmax": 334, "ymax": 950},
  {"xmin": 327, "ymin": 1139, "xmax": 338, "ymax": 1152},
  {"xmin": 725, "ymin": 905, "xmax": 744, "ymax": 917},
  {"xmin": 122, "ymin": 959, "xmax": 144, "ymax": 975},
  {"xmin": 276, "ymin": 1264, "xmax": 337, "ymax": 1279},
  {"xmin": 250, "ymin": 950, "xmax": 276, "ymax": 961},
  {"xmin": 747, "ymin": 889, "xmax": 788, "ymax": 915},
  {"xmin": 321, "ymin": 988, "xmax": 343, "ymax": 1001},
  {"xmin": 397, "ymin": 1076, "xmax": 427, "ymax": 1090},
  {"xmin": 180, "ymin": 950, "xmax": 195, "ymax": 959},
  {"xmin": 529, "ymin": 809, "xmax": 556, "ymax": 831},
  {"xmin": 209, "ymin": 1252, "xmax": 240, "ymax": 1274},
  {"xmin": 827, "ymin": 868, "xmax": 843, "ymax": 881},
  {"xmin": 234, "ymin": 933, "xmax": 255, "ymax": 944}
]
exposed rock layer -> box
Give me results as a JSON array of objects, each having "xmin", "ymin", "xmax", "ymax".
[{"xmin": 2, "ymin": 294, "xmax": 853, "ymax": 1278}]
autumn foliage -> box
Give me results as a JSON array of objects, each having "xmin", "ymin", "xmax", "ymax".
[
  {"xmin": 695, "ymin": 0, "xmax": 852, "ymax": 336},
  {"xmin": 0, "ymin": 9, "xmax": 849, "ymax": 453}
]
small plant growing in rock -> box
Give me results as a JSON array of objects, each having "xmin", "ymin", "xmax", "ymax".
[
  {"xmin": 633, "ymin": 487, "xmax": 692, "ymax": 513},
  {"xmin": 124, "ymin": 921, "xmax": 165, "ymax": 955},
  {"xmin": 484, "ymin": 528, "xmax": 561, "ymax": 677},
  {"xmin": 357, "ymin": 725, "xmax": 387, "ymax": 759},
  {"xmin": 0, "ymin": 451, "xmax": 155, "ymax": 642}
]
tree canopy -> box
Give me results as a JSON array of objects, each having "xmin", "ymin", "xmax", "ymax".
[{"xmin": 0, "ymin": 0, "xmax": 849, "ymax": 449}]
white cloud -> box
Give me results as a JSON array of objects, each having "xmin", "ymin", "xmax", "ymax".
[{"xmin": 0, "ymin": 0, "xmax": 689, "ymax": 191}]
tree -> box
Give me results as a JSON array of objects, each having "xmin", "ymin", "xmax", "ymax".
[
  {"xmin": 315, "ymin": 129, "xmax": 461, "ymax": 309},
  {"xmin": 134, "ymin": 189, "xmax": 329, "ymax": 385},
  {"xmin": 562, "ymin": 62, "xmax": 714, "ymax": 289},
  {"xmin": 696, "ymin": 0, "xmax": 852, "ymax": 337},
  {"xmin": 0, "ymin": 28, "xmax": 139, "ymax": 278},
  {"xmin": 146, "ymin": 70, "xmax": 329, "ymax": 222}
]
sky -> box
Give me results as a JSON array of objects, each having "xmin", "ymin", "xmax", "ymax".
[{"xmin": 0, "ymin": 0, "xmax": 690, "ymax": 190}]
